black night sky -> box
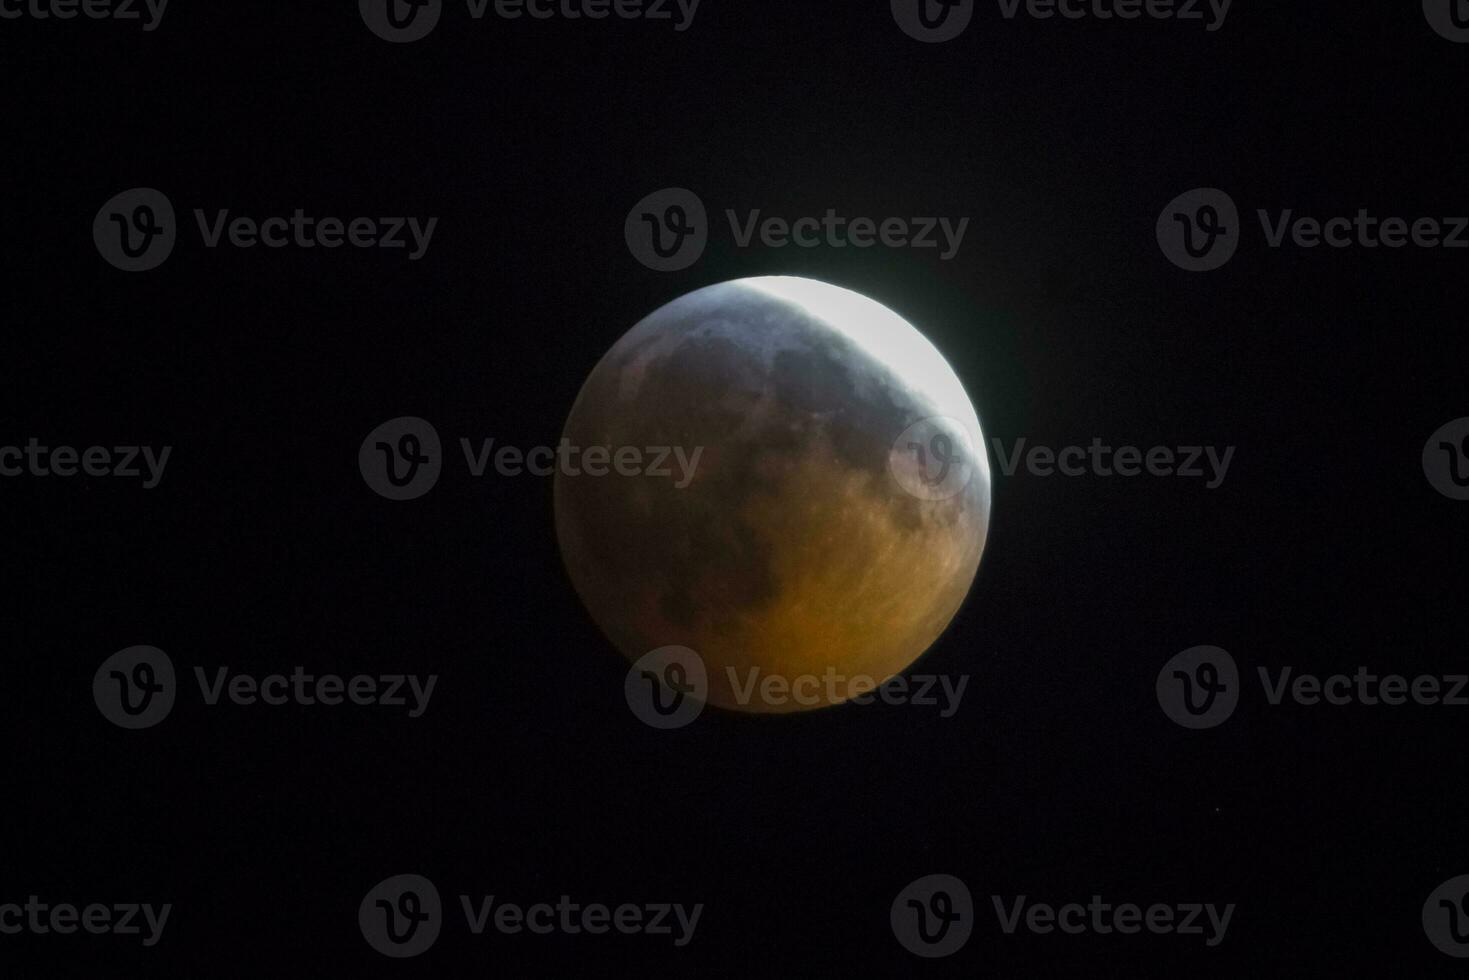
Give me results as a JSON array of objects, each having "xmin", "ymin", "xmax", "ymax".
[{"xmin": 4, "ymin": 2, "xmax": 1468, "ymax": 975}]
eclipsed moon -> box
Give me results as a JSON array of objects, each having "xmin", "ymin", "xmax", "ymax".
[{"xmin": 555, "ymin": 276, "xmax": 990, "ymax": 712}]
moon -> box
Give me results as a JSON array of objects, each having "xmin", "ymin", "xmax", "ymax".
[{"xmin": 554, "ymin": 276, "xmax": 991, "ymax": 713}]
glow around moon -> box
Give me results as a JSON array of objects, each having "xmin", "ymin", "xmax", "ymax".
[{"xmin": 554, "ymin": 276, "xmax": 991, "ymax": 713}]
